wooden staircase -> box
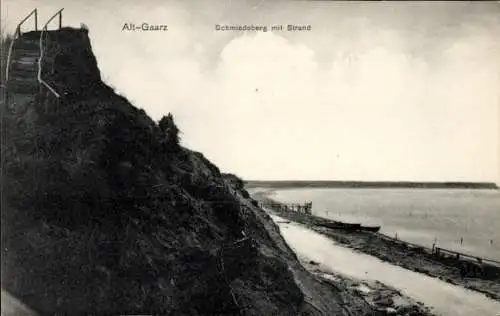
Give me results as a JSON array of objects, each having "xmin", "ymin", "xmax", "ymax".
[
  {"xmin": 7, "ymin": 37, "xmax": 40, "ymax": 95},
  {"xmin": 5, "ymin": 8, "xmax": 64, "ymax": 104}
]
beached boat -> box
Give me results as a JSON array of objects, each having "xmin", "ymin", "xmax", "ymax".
[
  {"xmin": 359, "ymin": 225, "xmax": 381, "ymax": 233},
  {"xmin": 316, "ymin": 222, "xmax": 362, "ymax": 230},
  {"xmin": 316, "ymin": 221, "xmax": 380, "ymax": 232}
]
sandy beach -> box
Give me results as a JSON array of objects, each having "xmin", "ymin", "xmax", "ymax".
[{"xmin": 272, "ymin": 215, "xmax": 437, "ymax": 316}]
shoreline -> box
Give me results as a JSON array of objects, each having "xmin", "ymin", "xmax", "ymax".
[
  {"xmin": 272, "ymin": 216, "xmax": 437, "ymax": 316},
  {"xmin": 251, "ymin": 189, "xmax": 500, "ymax": 303}
]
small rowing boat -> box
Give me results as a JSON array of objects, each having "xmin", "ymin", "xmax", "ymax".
[
  {"xmin": 360, "ymin": 225, "xmax": 381, "ymax": 233},
  {"xmin": 316, "ymin": 221, "xmax": 380, "ymax": 232},
  {"xmin": 316, "ymin": 222, "xmax": 361, "ymax": 230}
]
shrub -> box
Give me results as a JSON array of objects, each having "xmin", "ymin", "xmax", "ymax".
[{"xmin": 158, "ymin": 113, "xmax": 180, "ymax": 152}]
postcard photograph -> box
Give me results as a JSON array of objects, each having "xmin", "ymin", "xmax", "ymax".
[{"xmin": 1, "ymin": 0, "xmax": 500, "ymax": 315}]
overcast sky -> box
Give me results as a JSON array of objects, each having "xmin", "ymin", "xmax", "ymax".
[{"xmin": 3, "ymin": 0, "xmax": 500, "ymax": 183}]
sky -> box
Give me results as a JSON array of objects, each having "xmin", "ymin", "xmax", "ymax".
[{"xmin": 2, "ymin": 0, "xmax": 500, "ymax": 183}]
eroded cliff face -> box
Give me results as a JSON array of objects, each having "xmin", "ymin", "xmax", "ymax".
[{"xmin": 1, "ymin": 27, "xmax": 358, "ymax": 315}]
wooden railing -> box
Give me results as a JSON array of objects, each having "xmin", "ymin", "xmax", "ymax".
[
  {"xmin": 16, "ymin": 8, "xmax": 38, "ymax": 34},
  {"xmin": 5, "ymin": 8, "xmax": 63, "ymax": 99},
  {"xmin": 38, "ymin": 8, "xmax": 64, "ymax": 98}
]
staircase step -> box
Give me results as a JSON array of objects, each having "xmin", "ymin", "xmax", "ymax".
[
  {"xmin": 8, "ymin": 64, "xmax": 37, "ymax": 73},
  {"xmin": 7, "ymin": 80, "xmax": 38, "ymax": 88},
  {"xmin": 10, "ymin": 64, "xmax": 38, "ymax": 74},
  {"xmin": 13, "ymin": 44, "xmax": 40, "ymax": 50},
  {"xmin": 10, "ymin": 66, "xmax": 38, "ymax": 75},
  {"xmin": 10, "ymin": 61, "xmax": 38, "ymax": 70},
  {"xmin": 11, "ymin": 56, "xmax": 39, "ymax": 64},
  {"xmin": 11, "ymin": 59, "xmax": 39, "ymax": 67},
  {"xmin": 15, "ymin": 47, "xmax": 40, "ymax": 52},
  {"xmin": 13, "ymin": 46, "xmax": 40, "ymax": 53},
  {"xmin": 8, "ymin": 77, "xmax": 38, "ymax": 84},
  {"xmin": 15, "ymin": 55, "xmax": 40, "ymax": 61},
  {"xmin": 15, "ymin": 43, "xmax": 40, "ymax": 49},
  {"xmin": 9, "ymin": 67, "xmax": 38, "ymax": 75},
  {"xmin": 14, "ymin": 43, "xmax": 40, "ymax": 50},
  {"xmin": 9, "ymin": 73, "xmax": 37, "ymax": 81},
  {"xmin": 16, "ymin": 38, "xmax": 40, "ymax": 45},
  {"xmin": 9, "ymin": 73, "xmax": 37, "ymax": 82},
  {"xmin": 11, "ymin": 57, "xmax": 39, "ymax": 64},
  {"xmin": 18, "ymin": 35, "xmax": 39, "ymax": 41},
  {"xmin": 13, "ymin": 50, "xmax": 40, "ymax": 57}
]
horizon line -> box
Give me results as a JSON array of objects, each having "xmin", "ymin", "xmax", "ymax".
[{"xmin": 244, "ymin": 180, "xmax": 499, "ymax": 189}]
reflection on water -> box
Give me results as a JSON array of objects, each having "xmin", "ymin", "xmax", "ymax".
[
  {"xmin": 271, "ymin": 188, "xmax": 500, "ymax": 261},
  {"xmin": 272, "ymin": 215, "xmax": 500, "ymax": 316}
]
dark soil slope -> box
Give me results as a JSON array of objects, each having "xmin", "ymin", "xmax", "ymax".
[{"xmin": 1, "ymin": 28, "xmax": 366, "ymax": 315}]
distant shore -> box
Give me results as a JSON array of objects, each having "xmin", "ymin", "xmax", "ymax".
[{"xmin": 246, "ymin": 180, "xmax": 499, "ymax": 190}]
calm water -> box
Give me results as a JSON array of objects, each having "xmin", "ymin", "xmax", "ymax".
[{"xmin": 269, "ymin": 188, "xmax": 500, "ymax": 261}]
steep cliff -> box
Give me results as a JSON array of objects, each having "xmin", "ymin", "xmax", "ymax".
[{"xmin": 1, "ymin": 27, "xmax": 365, "ymax": 315}]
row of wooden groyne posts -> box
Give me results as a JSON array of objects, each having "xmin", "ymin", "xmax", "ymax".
[
  {"xmin": 434, "ymin": 247, "xmax": 500, "ymax": 279},
  {"xmin": 380, "ymin": 233, "xmax": 500, "ymax": 279},
  {"xmin": 260, "ymin": 200, "xmax": 313, "ymax": 215},
  {"xmin": 260, "ymin": 200, "xmax": 381, "ymax": 232},
  {"xmin": 260, "ymin": 198, "xmax": 500, "ymax": 280}
]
